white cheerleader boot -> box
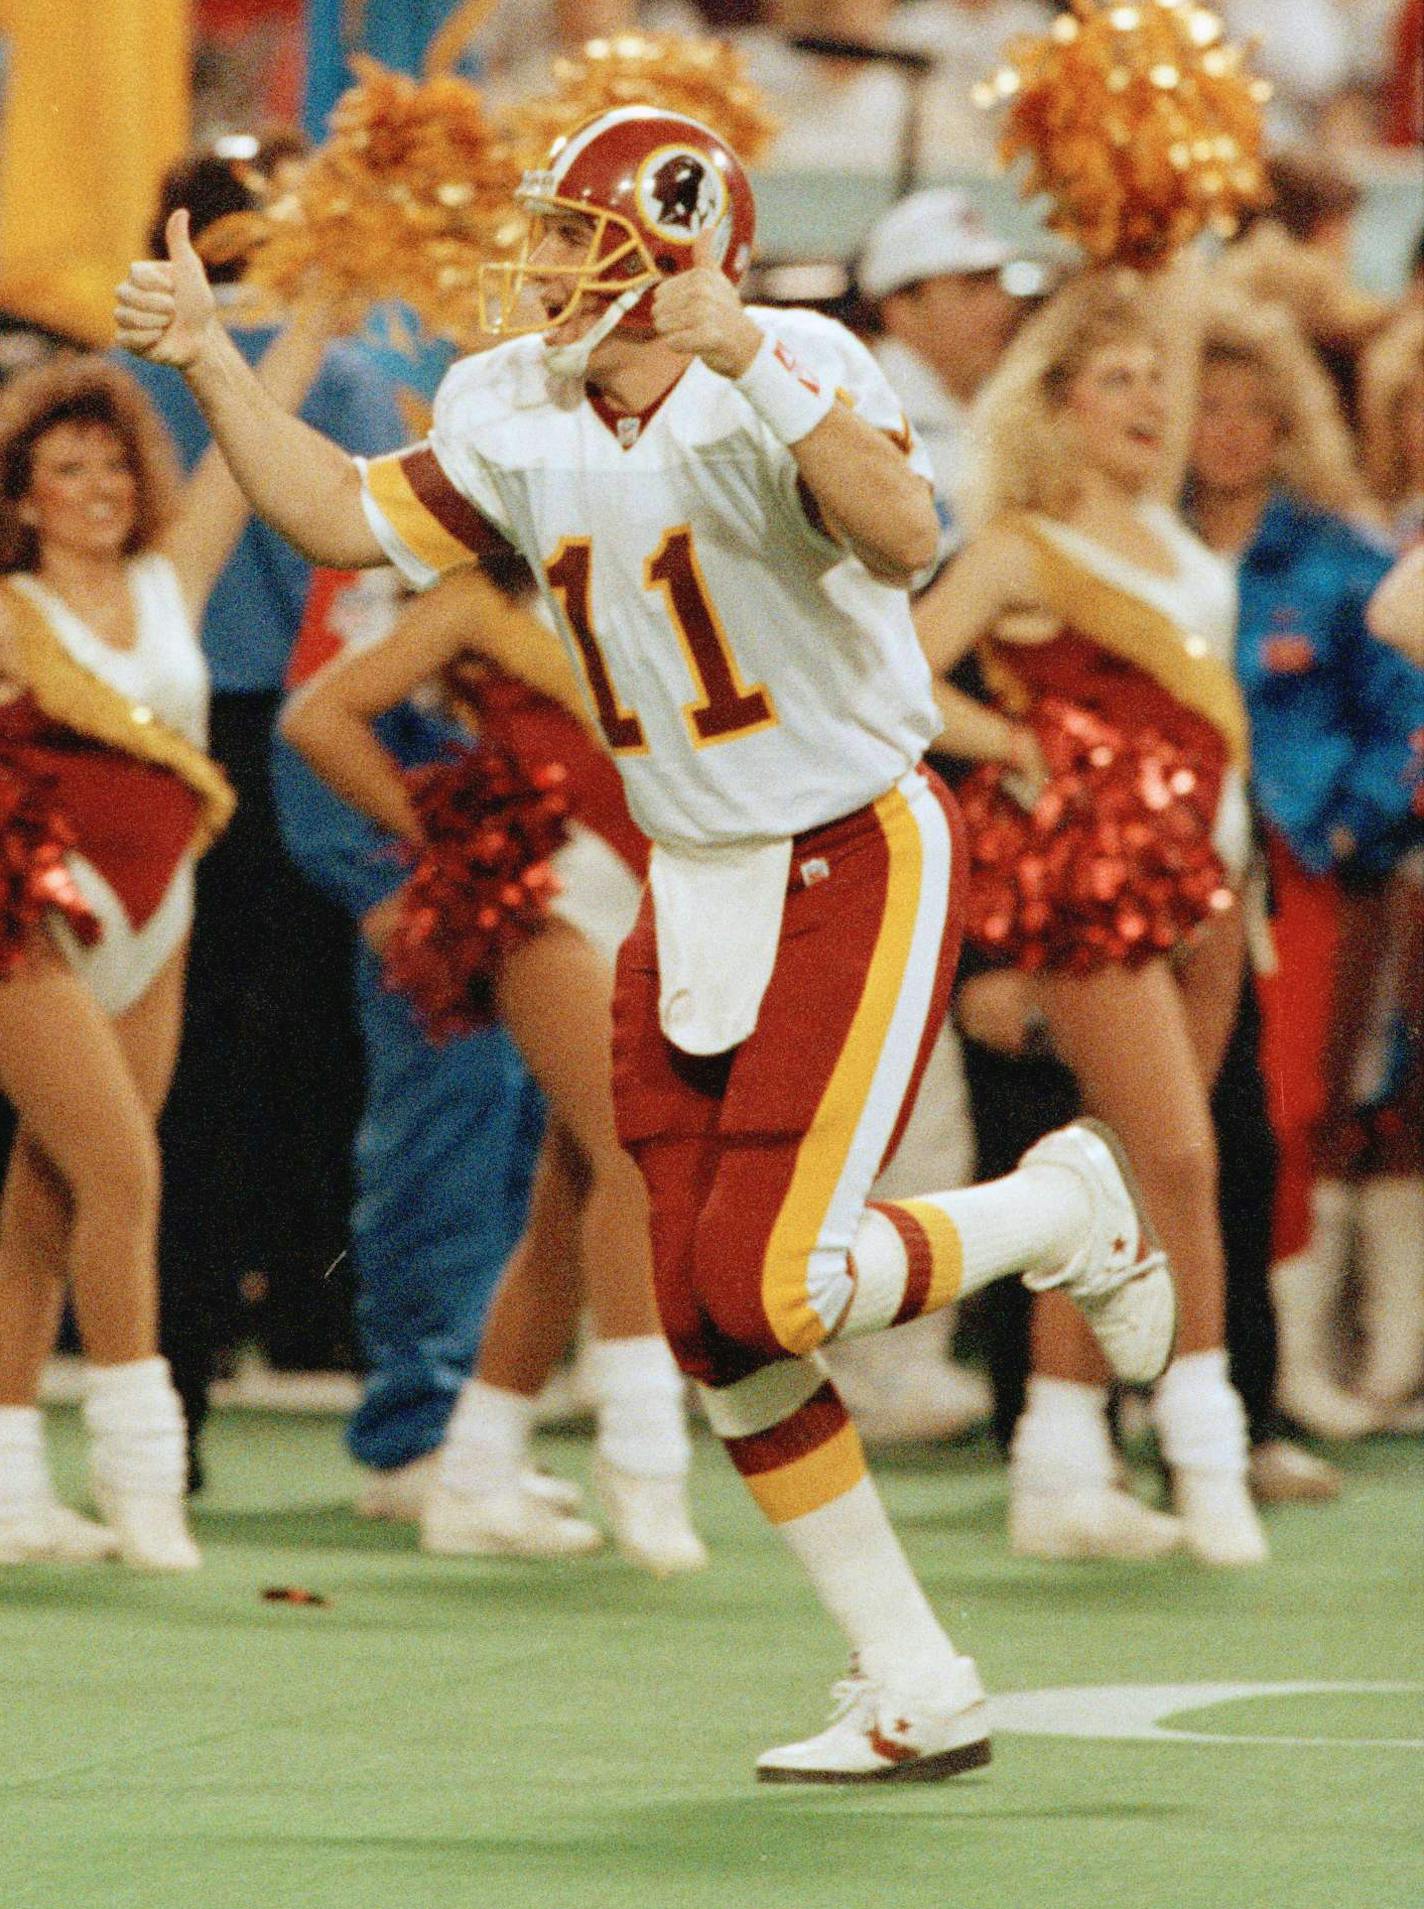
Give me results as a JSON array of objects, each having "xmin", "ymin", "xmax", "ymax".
[
  {"xmin": 422, "ymin": 1480, "xmax": 603, "ymax": 1559},
  {"xmin": 0, "ymin": 1405, "xmax": 116, "ymax": 1564},
  {"xmin": 1354, "ymin": 1175, "xmax": 1424, "ymax": 1409},
  {"xmin": 83, "ymin": 1358, "xmax": 200, "ymax": 1572},
  {"xmin": 1153, "ymin": 1352, "xmax": 1267, "ymax": 1568},
  {"xmin": 1008, "ymin": 1376, "xmax": 1183, "ymax": 1562},
  {"xmin": 588, "ymin": 1336, "xmax": 708, "ymax": 1577},
  {"xmin": 1271, "ymin": 1182, "xmax": 1384, "ymax": 1439}
]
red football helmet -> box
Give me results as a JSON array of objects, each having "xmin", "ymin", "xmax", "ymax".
[{"xmin": 478, "ymin": 106, "xmax": 757, "ymax": 347}]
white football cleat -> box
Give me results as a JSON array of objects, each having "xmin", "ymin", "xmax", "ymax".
[
  {"xmin": 757, "ymin": 1657, "xmax": 991, "ymax": 1785},
  {"xmin": 0, "ymin": 1500, "xmax": 119, "ymax": 1565},
  {"xmin": 93, "ymin": 1487, "xmax": 201, "ymax": 1572},
  {"xmin": 593, "ymin": 1457, "xmax": 708, "ymax": 1578},
  {"xmin": 1019, "ymin": 1120, "xmax": 1177, "ymax": 1385},
  {"xmin": 1009, "ymin": 1484, "xmax": 1183, "ymax": 1562},
  {"xmin": 421, "ymin": 1481, "xmax": 603, "ymax": 1560}
]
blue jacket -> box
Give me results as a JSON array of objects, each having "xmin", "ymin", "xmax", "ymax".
[
  {"xmin": 1234, "ymin": 492, "xmax": 1424, "ymax": 876},
  {"xmin": 124, "ymin": 330, "xmax": 406, "ymax": 694}
]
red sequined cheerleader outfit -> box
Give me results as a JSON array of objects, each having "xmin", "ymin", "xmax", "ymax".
[
  {"xmin": 0, "ymin": 562, "xmax": 233, "ymax": 1011},
  {"xmin": 387, "ymin": 653, "xmax": 649, "ymax": 1039},
  {"xmin": 958, "ymin": 507, "xmax": 1251, "ymax": 972},
  {"xmin": 469, "ymin": 664, "xmax": 648, "ymax": 963}
]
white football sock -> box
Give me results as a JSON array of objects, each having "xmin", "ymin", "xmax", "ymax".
[
  {"xmin": 0, "ymin": 1405, "xmax": 51, "ymax": 1516},
  {"xmin": 1009, "ymin": 1376, "xmax": 1115, "ymax": 1492},
  {"xmin": 776, "ymin": 1475, "xmax": 959, "ymax": 1691},
  {"xmin": 438, "ymin": 1379, "xmax": 534, "ymax": 1500},
  {"xmin": 842, "ymin": 1166, "xmax": 1093, "ymax": 1337},
  {"xmin": 586, "ymin": 1336, "xmax": 690, "ymax": 1479},
  {"xmin": 932, "ymin": 1167, "xmax": 1093, "ymax": 1293}
]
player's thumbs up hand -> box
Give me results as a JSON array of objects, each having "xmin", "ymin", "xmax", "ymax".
[
  {"xmin": 114, "ymin": 208, "xmax": 221, "ymax": 370},
  {"xmin": 652, "ymin": 222, "xmax": 761, "ymax": 380}
]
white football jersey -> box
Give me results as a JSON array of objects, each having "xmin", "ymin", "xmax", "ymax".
[{"xmin": 359, "ymin": 307, "xmax": 941, "ymax": 847}]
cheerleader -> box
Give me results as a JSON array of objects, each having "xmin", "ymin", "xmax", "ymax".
[
  {"xmin": 915, "ymin": 269, "xmax": 1266, "ymax": 1565},
  {"xmin": 0, "ymin": 333, "xmax": 325, "ymax": 1569},
  {"xmin": 281, "ymin": 562, "xmax": 707, "ymax": 1576}
]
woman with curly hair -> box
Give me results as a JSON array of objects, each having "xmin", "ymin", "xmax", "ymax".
[
  {"xmin": 0, "ymin": 331, "xmax": 326, "ymax": 1570},
  {"xmin": 915, "ymin": 266, "xmax": 1266, "ymax": 1566},
  {"xmin": 1189, "ymin": 293, "xmax": 1424, "ymax": 1439}
]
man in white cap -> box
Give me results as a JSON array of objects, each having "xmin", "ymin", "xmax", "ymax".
[{"xmin": 858, "ymin": 187, "xmax": 1040, "ymax": 511}]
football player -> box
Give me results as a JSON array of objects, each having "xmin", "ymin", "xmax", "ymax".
[{"xmin": 117, "ymin": 106, "xmax": 1177, "ymax": 1784}]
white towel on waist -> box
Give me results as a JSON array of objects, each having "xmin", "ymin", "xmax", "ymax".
[{"xmin": 649, "ymin": 836, "xmax": 793, "ymax": 1055}]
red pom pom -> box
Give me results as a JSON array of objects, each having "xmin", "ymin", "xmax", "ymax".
[
  {"xmin": 0, "ymin": 758, "xmax": 102, "ymax": 975},
  {"xmin": 959, "ymin": 697, "xmax": 1232, "ymax": 974},
  {"xmin": 382, "ymin": 739, "xmax": 571, "ymax": 1040}
]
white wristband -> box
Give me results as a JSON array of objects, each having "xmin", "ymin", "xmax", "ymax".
[{"xmin": 733, "ymin": 330, "xmax": 835, "ymax": 446}]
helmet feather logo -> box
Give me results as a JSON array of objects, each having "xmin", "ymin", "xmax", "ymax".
[{"xmin": 636, "ymin": 146, "xmax": 727, "ymax": 244}]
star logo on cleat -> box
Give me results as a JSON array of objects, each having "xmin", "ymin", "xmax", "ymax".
[{"xmin": 868, "ymin": 1724, "xmax": 918, "ymax": 1763}]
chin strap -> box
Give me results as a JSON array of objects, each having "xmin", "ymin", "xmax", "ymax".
[{"xmin": 541, "ymin": 281, "xmax": 650, "ymax": 381}]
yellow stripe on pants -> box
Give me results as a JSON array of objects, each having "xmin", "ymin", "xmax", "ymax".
[{"xmin": 761, "ymin": 784, "xmax": 925, "ymax": 1356}]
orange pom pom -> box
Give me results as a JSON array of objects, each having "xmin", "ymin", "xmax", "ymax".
[
  {"xmin": 979, "ymin": 2, "xmax": 1270, "ymax": 267},
  {"xmin": 200, "ymin": 58, "xmax": 524, "ymax": 342},
  {"xmin": 500, "ymin": 33, "xmax": 779, "ymax": 173}
]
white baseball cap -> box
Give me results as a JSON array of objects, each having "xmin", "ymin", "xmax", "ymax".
[{"xmin": 858, "ymin": 188, "xmax": 1017, "ymax": 300}]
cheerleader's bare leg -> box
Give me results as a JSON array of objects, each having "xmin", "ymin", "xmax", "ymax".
[
  {"xmin": 1015, "ymin": 917, "xmax": 1265, "ymax": 1565},
  {"xmin": 0, "ymin": 935, "xmax": 195, "ymax": 1567},
  {"xmin": 425, "ymin": 1124, "xmax": 606, "ymax": 1558},
  {"xmin": 428, "ymin": 920, "xmax": 704, "ymax": 1576}
]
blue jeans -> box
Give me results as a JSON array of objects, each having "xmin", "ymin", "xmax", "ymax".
[{"xmin": 344, "ymin": 944, "xmax": 544, "ymax": 1469}]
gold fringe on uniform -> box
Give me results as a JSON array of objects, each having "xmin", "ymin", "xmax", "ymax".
[
  {"xmin": 1, "ymin": 580, "xmax": 235, "ymax": 849},
  {"xmin": 979, "ymin": 517, "xmax": 1250, "ymax": 767}
]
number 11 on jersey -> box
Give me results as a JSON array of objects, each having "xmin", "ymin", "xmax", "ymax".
[{"xmin": 545, "ymin": 527, "xmax": 779, "ymax": 755}]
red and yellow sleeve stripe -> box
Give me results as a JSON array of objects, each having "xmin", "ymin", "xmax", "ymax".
[{"xmin": 362, "ymin": 446, "xmax": 507, "ymax": 577}]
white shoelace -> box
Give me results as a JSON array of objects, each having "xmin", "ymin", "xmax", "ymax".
[{"xmin": 1071, "ymin": 1243, "xmax": 1169, "ymax": 1305}]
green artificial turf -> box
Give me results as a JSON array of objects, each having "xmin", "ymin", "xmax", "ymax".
[{"xmin": 2, "ymin": 1413, "xmax": 1420, "ymax": 1909}]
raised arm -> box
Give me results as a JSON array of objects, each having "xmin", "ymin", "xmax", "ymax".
[
  {"xmin": 280, "ymin": 566, "xmax": 496, "ymax": 841},
  {"xmin": 786, "ymin": 406, "xmax": 941, "ymax": 585},
  {"xmin": 163, "ymin": 307, "xmax": 338, "ymax": 621},
  {"xmin": 115, "ymin": 211, "xmax": 384, "ymax": 570},
  {"xmin": 1148, "ymin": 246, "xmax": 1209, "ymax": 507},
  {"xmin": 652, "ymin": 235, "xmax": 939, "ymax": 586},
  {"xmin": 913, "ymin": 527, "xmax": 1049, "ymax": 783}
]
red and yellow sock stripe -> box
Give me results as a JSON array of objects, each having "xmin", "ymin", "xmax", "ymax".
[
  {"xmin": 722, "ymin": 1382, "xmax": 867, "ymax": 1525},
  {"xmin": 866, "ymin": 1197, "xmax": 965, "ymax": 1325}
]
